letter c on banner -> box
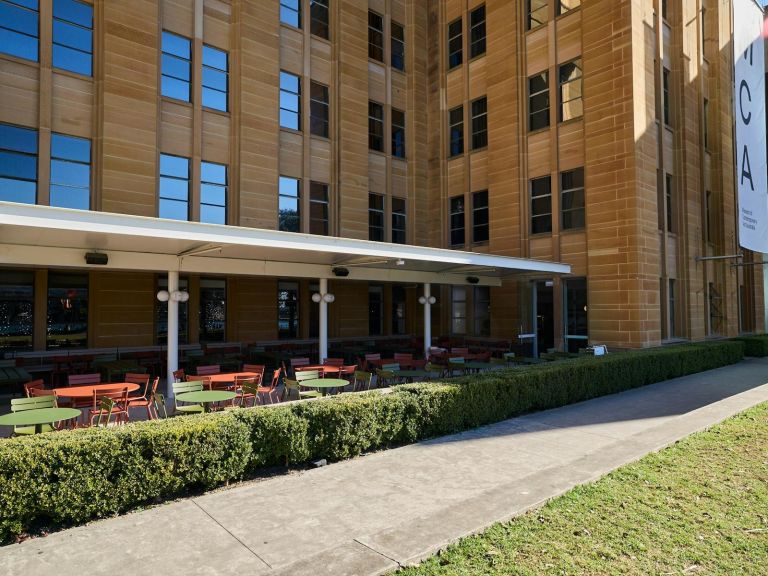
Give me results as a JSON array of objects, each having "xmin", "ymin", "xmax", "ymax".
[{"xmin": 739, "ymin": 79, "xmax": 752, "ymax": 124}]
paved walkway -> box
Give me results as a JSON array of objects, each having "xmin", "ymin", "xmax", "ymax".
[{"xmin": 2, "ymin": 358, "xmax": 768, "ymax": 576}]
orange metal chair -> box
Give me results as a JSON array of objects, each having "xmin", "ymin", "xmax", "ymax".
[
  {"xmin": 126, "ymin": 377, "xmax": 160, "ymax": 420},
  {"xmin": 196, "ymin": 364, "xmax": 221, "ymax": 376},
  {"xmin": 23, "ymin": 379, "xmax": 46, "ymax": 397},
  {"xmin": 172, "ymin": 369, "xmax": 186, "ymax": 382},
  {"xmin": 256, "ymin": 368, "xmax": 282, "ymax": 404},
  {"xmin": 89, "ymin": 387, "xmax": 130, "ymax": 426}
]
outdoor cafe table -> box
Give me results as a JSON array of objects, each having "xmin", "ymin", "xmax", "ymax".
[
  {"xmin": 54, "ymin": 383, "xmax": 141, "ymax": 398},
  {"xmin": 391, "ymin": 369, "xmax": 434, "ymax": 383},
  {"xmin": 175, "ymin": 390, "xmax": 237, "ymax": 412},
  {"xmin": 295, "ymin": 365, "xmax": 341, "ymax": 375},
  {"xmin": 202, "ymin": 372, "xmax": 262, "ymax": 388},
  {"xmin": 0, "ymin": 407, "xmax": 81, "ymax": 434},
  {"xmin": 366, "ymin": 358, "xmax": 414, "ymax": 369},
  {"xmin": 298, "ymin": 378, "xmax": 348, "ymax": 397}
]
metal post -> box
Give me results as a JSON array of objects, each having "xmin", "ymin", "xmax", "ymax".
[
  {"xmin": 167, "ymin": 270, "xmax": 179, "ymax": 402},
  {"xmin": 423, "ymin": 283, "xmax": 431, "ymax": 360},
  {"xmin": 319, "ymin": 278, "xmax": 328, "ymax": 363}
]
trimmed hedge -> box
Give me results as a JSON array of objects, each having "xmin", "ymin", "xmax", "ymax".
[
  {"xmin": 733, "ymin": 335, "xmax": 768, "ymax": 357},
  {"xmin": 0, "ymin": 340, "xmax": 744, "ymax": 541}
]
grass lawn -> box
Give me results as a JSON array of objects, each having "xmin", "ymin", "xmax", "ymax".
[{"xmin": 397, "ymin": 402, "xmax": 768, "ymax": 576}]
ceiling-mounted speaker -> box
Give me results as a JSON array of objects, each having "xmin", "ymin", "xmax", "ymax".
[
  {"xmin": 332, "ymin": 267, "xmax": 350, "ymax": 277},
  {"xmin": 85, "ymin": 252, "xmax": 108, "ymax": 265}
]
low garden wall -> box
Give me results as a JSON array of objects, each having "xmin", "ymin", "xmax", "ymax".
[{"xmin": 0, "ymin": 340, "xmax": 745, "ymax": 541}]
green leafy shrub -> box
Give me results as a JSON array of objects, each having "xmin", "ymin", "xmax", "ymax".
[
  {"xmin": 0, "ymin": 340, "xmax": 744, "ymax": 541},
  {"xmin": 733, "ymin": 335, "xmax": 768, "ymax": 357}
]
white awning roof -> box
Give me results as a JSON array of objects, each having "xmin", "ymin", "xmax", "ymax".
[{"xmin": 0, "ymin": 202, "xmax": 570, "ymax": 286}]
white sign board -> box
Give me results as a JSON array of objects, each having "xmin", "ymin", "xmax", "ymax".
[{"xmin": 734, "ymin": 0, "xmax": 768, "ymax": 252}]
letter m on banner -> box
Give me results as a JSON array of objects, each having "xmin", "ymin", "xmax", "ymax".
[{"xmin": 733, "ymin": 0, "xmax": 768, "ymax": 252}]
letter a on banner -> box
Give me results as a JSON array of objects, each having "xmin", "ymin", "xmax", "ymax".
[{"xmin": 733, "ymin": 0, "xmax": 768, "ymax": 252}]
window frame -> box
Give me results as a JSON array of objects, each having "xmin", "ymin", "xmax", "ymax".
[
  {"xmin": 449, "ymin": 195, "xmax": 465, "ymax": 247},
  {"xmin": 309, "ymin": 181, "xmax": 329, "ymax": 235},
  {"xmin": 529, "ymin": 71, "xmax": 550, "ymax": 131},
  {"xmin": 309, "ymin": 80, "xmax": 329, "ymax": 138},
  {"xmin": 530, "ymin": 175, "xmax": 552, "ymax": 235},
  {"xmin": 161, "ymin": 31, "xmax": 191, "ymax": 103},
  {"xmin": 451, "ymin": 286, "xmax": 467, "ymax": 335},
  {"xmin": 560, "ymin": 168, "xmax": 585, "ymax": 231},
  {"xmin": 50, "ymin": 132, "xmax": 91, "ymax": 210},
  {"xmin": 472, "ymin": 190, "xmax": 489, "ymax": 243},
  {"xmin": 368, "ymin": 192, "xmax": 385, "ymax": 241},
  {"xmin": 665, "ymin": 172, "xmax": 674, "ymax": 233},
  {"xmin": 474, "ymin": 286, "xmax": 491, "ymax": 336},
  {"xmin": 368, "ymin": 100, "xmax": 384, "ymax": 152},
  {"xmin": 391, "ymin": 108, "xmax": 406, "ymax": 159},
  {"xmin": 391, "ymin": 196, "xmax": 407, "ymax": 244},
  {"xmin": 279, "ymin": 70, "xmax": 302, "ymax": 131},
  {"xmin": 391, "ymin": 20, "xmax": 405, "ymax": 71},
  {"xmin": 527, "ymin": 0, "xmax": 548, "ymax": 31},
  {"xmin": 200, "ymin": 160, "xmax": 227, "ymax": 225},
  {"xmin": 202, "ymin": 44, "xmax": 229, "ymax": 112},
  {"xmin": 470, "ymin": 96, "xmax": 488, "ymax": 150},
  {"xmin": 368, "ymin": 10, "xmax": 384, "ymax": 62},
  {"xmin": 0, "ymin": 122, "xmax": 38, "ymax": 205},
  {"xmin": 447, "ymin": 18, "xmax": 463, "ymax": 70},
  {"xmin": 468, "ymin": 4, "xmax": 486, "ymax": 60},
  {"xmin": 0, "ymin": 0, "xmax": 40, "ymax": 63},
  {"xmin": 280, "ymin": 0, "xmax": 301, "ymax": 29},
  {"xmin": 52, "ymin": 0, "xmax": 93, "ymax": 76},
  {"xmin": 310, "ymin": 0, "xmax": 329, "ymax": 40},
  {"xmin": 199, "ymin": 277, "xmax": 226, "ymax": 343},
  {"xmin": 278, "ymin": 175, "xmax": 301, "ymax": 233},
  {"xmin": 663, "ymin": 67, "xmax": 671, "ymax": 126},
  {"xmin": 158, "ymin": 153, "xmax": 190, "ymax": 221},
  {"xmin": 558, "ymin": 59, "xmax": 582, "ymax": 122},
  {"xmin": 449, "ymin": 105, "xmax": 464, "ymax": 157},
  {"xmin": 277, "ymin": 280, "xmax": 300, "ymax": 339},
  {"xmin": 556, "ymin": 0, "xmax": 580, "ymax": 16}
]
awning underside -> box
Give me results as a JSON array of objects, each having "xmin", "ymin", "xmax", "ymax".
[{"xmin": 0, "ymin": 202, "xmax": 570, "ymax": 286}]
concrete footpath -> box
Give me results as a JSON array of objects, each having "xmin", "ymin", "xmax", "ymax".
[{"xmin": 2, "ymin": 359, "xmax": 768, "ymax": 576}]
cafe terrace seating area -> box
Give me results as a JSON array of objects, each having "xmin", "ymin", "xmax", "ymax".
[{"xmin": 0, "ymin": 336, "xmax": 579, "ymax": 437}]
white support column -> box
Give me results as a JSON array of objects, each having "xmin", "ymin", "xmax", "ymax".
[
  {"xmin": 166, "ymin": 270, "xmax": 179, "ymax": 402},
  {"xmin": 319, "ymin": 278, "xmax": 328, "ymax": 363},
  {"xmin": 423, "ymin": 283, "xmax": 432, "ymax": 360}
]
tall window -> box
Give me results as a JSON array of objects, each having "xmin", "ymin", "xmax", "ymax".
[
  {"xmin": 392, "ymin": 285, "xmax": 406, "ymax": 334},
  {"xmin": 528, "ymin": 0, "xmax": 548, "ymax": 30},
  {"xmin": 469, "ymin": 5, "xmax": 486, "ymax": 59},
  {"xmin": 451, "ymin": 286, "xmax": 467, "ymax": 334},
  {"xmin": 200, "ymin": 161, "xmax": 227, "ymax": 224},
  {"xmin": 392, "ymin": 197, "xmax": 406, "ymax": 244},
  {"xmin": 564, "ymin": 277, "xmax": 587, "ymax": 353},
  {"xmin": 278, "ymin": 281, "xmax": 299, "ymax": 339},
  {"xmin": 278, "ymin": 176, "xmax": 300, "ymax": 232},
  {"xmin": 369, "ymin": 286, "xmax": 383, "ymax": 335},
  {"xmin": 448, "ymin": 18, "xmax": 462, "ymax": 69},
  {"xmin": 368, "ymin": 11, "xmax": 384, "ymax": 62},
  {"xmin": 310, "ymin": 81, "xmax": 329, "ymax": 137},
  {"xmin": 200, "ymin": 278, "xmax": 226, "ymax": 342},
  {"xmin": 474, "ymin": 286, "xmax": 491, "ymax": 336},
  {"xmin": 392, "ymin": 108, "xmax": 406, "ymax": 158},
  {"xmin": 280, "ymin": 71, "xmax": 301, "ymax": 131},
  {"xmin": 391, "ymin": 21, "xmax": 405, "ymax": 71},
  {"xmin": 531, "ymin": 175, "xmax": 552, "ymax": 234},
  {"xmin": 661, "ymin": 0, "xmax": 668, "ymax": 20},
  {"xmin": 450, "ymin": 195, "xmax": 465, "ymax": 246},
  {"xmin": 0, "ymin": 0, "xmax": 39, "ymax": 62},
  {"xmin": 0, "ymin": 123, "xmax": 37, "ymax": 204},
  {"xmin": 472, "ymin": 190, "xmax": 489, "ymax": 243},
  {"xmin": 529, "ymin": 71, "xmax": 549, "ymax": 131},
  {"xmin": 53, "ymin": 0, "xmax": 92, "ymax": 76},
  {"xmin": 668, "ymin": 278, "xmax": 676, "ymax": 337},
  {"xmin": 161, "ymin": 31, "xmax": 191, "ymax": 102},
  {"xmin": 156, "ymin": 277, "xmax": 188, "ymax": 345},
  {"xmin": 471, "ymin": 97, "xmax": 487, "ymax": 150},
  {"xmin": 449, "ymin": 106, "xmax": 464, "ymax": 157},
  {"xmin": 663, "ymin": 68, "xmax": 671, "ymax": 126},
  {"xmin": 561, "ymin": 168, "xmax": 584, "ymax": 230},
  {"xmin": 559, "ymin": 59, "xmax": 582, "ymax": 122},
  {"xmin": 369, "ymin": 193, "xmax": 384, "ymax": 241},
  {"xmin": 310, "ymin": 0, "xmax": 329, "ymax": 39},
  {"xmin": 708, "ymin": 282, "xmax": 722, "ymax": 335},
  {"xmin": 665, "ymin": 173, "xmax": 674, "ymax": 232},
  {"xmin": 159, "ymin": 154, "xmax": 189, "ymax": 220},
  {"xmin": 280, "ymin": 0, "xmax": 300, "ymax": 28},
  {"xmin": 0, "ymin": 271, "xmax": 34, "ymax": 352},
  {"xmin": 557, "ymin": 0, "xmax": 580, "ymax": 15},
  {"xmin": 369, "ymin": 101, "xmax": 384, "ymax": 151},
  {"xmin": 47, "ymin": 272, "xmax": 88, "ymax": 349},
  {"xmin": 705, "ymin": 190, "xmax": 713, "ymax": 243},
  {"xmin": 50, "ymin": 133, "xmax": 90, "ymax": 210},
  {"xmin": 202, "ymin": 45, "xmax": 228, "ymax": 112},
  {"xmin": 309, "ymin": 181, "xmax": 329, "ymax": 235}
]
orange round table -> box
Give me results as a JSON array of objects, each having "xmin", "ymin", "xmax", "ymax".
[
  {"xmin": 295, "ymin": 365, "xmax": 341, "ymax": 375},
  {"xmin": 53, "ymin": 383, "xmax": 141, "ymax": 398},
  {"xmin": 201, "ymin": 372, "xmax": 261, "ymax": 384}
]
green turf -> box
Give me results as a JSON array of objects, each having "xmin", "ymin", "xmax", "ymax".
[{"xmin": 397, "ymin": 402, "xmax": 768, "ymax": 575}]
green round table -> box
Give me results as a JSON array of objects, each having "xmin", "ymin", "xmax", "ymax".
[
  {"xmin": 392, "ymin": 369, "xmax": 435, "ymax": 382},
  {"xmin": 176, "ymin": 390, "xmax": 237, "ymax": 412},
  {"xmin": 0, "ymin": 408, "xmax": 81, "ymax": 434},
  {"xmin": 299, "ymin": 378, "xmax": 349, "ymax": 396}
]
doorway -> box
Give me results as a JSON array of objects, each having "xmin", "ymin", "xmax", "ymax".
[{"xmin": 536, "ymin": 281, "xmax": 554, "ymax": 354}]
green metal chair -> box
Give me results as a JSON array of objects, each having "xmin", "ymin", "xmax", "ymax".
[
  {"xmin": 284, "ymin": 376, "xmax": 321, "ymax": 400},
  {"xmin": 92, "ymin": 397, "xmax": 116, "ymax": 427},
  {"xmin": 172, "ymin": 380, "xmax": 204, "ymax": 415},
  {"xmin": 153, "ymin": 393, "xmax": 168, "ymax": 419},
  {"xmin": 447, "ymin": 357, "xmax": 466, "ymax": 376},
  {"xmin": 352, "ymin": 370, "xmax": 373, "ymax": 392},
  {"xmin": 376, "ymin": 363, "xmax": 400, "ymax": 387},
  {"xmin": 10, "ymin": 396, "xmax": 57, "ymax": 436}
]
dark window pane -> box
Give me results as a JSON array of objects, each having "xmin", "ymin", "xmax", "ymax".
[
  {"xmin": 469, "ymin": 5, "xmax": 486, "ymax": 59},
  {"xmin": 391, "ymin": 20, "xmax": 405, "ymax": 71},
  {"xmin": 471, "ymin": 97, "xmax": 487, "ymax": 150},
  {"xmin": 448, "ymin": 18, "xmax": 462, "ymax": 69},
  {"xmin": 47, "ymin": 273, "xmax": 88, "ymax": 349},
  {"xmin": 0, "ymin": 123, "xmax": 37, "ymax": 204},
  {"xmin": 0, "ymin": 271, "xmax": 34, "ymax": 352},
  {"xmin": 310, "ymin": 0, "xmax": 329, "ymax": 39},
  {"xmin": 368, "ymin": 11, "xmax": 384, "ymax": 61},
  {"xmin": 278, "ymin": 281, "xmax": 299, "ymax": 339},
  {"xmin": 199, "ymin": 278, "xmax": 226, "ymax": 342}
]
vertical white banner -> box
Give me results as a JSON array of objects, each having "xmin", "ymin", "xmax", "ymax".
[{"xmin": 734, "ymin": 0, "xmax": 767, "ymax": 252}]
